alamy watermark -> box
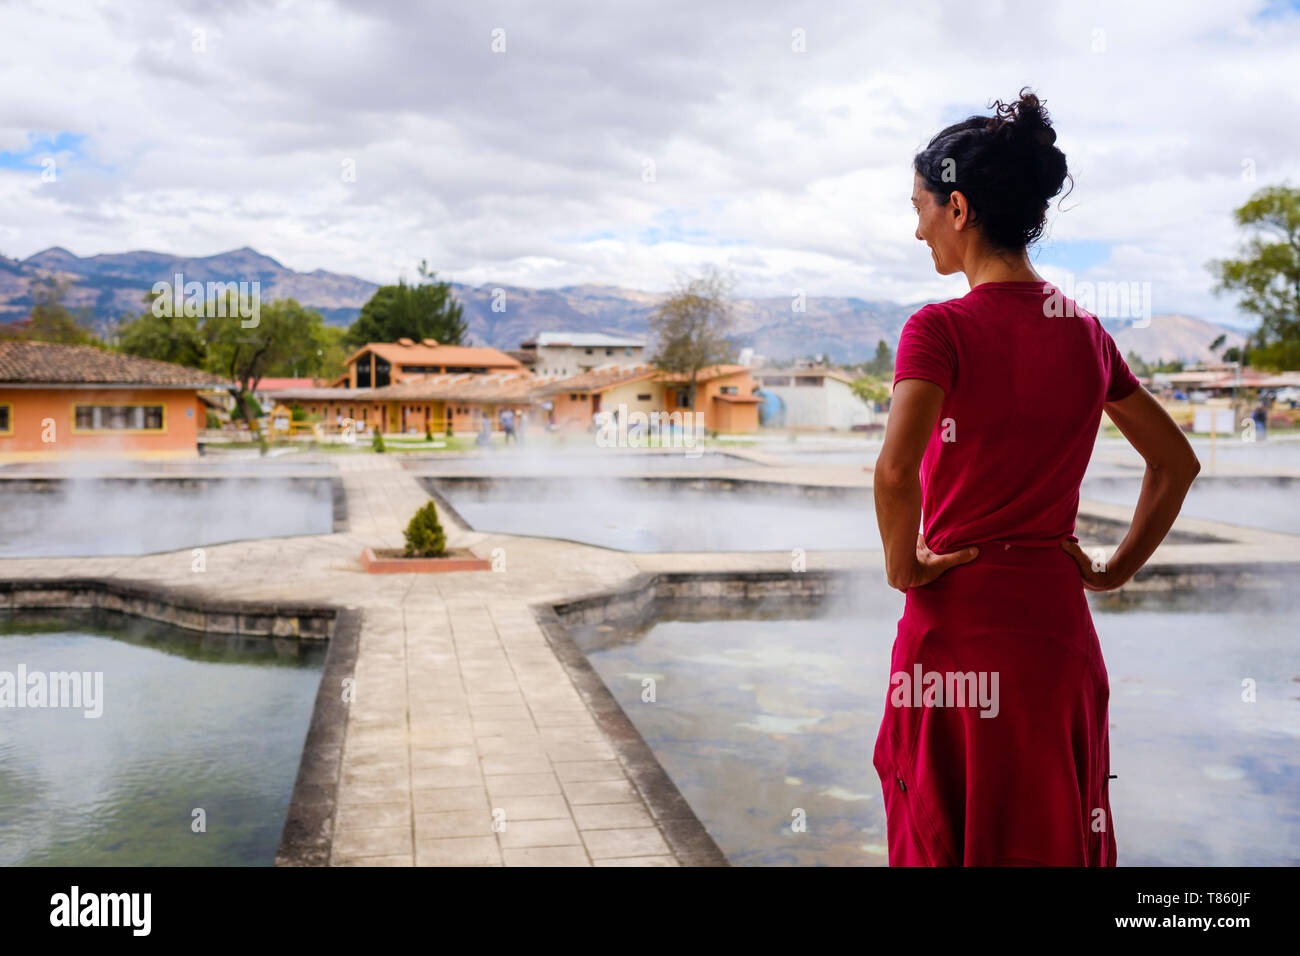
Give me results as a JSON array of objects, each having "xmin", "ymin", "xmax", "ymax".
[
  {"xmin": 1043, "ymin": 274, "xmax": 1152, "ymax": 328},
  {"xmin": 888, "ymin": 664, "xmax": 999, "ymax": 718},
  {"xmin": 0, "ymin": 665, "xmax": 103, "ymax": 718},
  {"xmin": 595, "ymin": 403, "xmax": 708, "ymax": 458},
  {"xmin": 151, "ymin": 272, "xmax": 260, "ymax": 327}
]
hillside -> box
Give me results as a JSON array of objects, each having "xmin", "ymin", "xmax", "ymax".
[
  {"xmin": 1110, "ymin": 314, "xmax": 1245, "ymax": 366},
  {"xmin": 0, "ymin": 246, "xmax": 1246, "ymax": 365}
]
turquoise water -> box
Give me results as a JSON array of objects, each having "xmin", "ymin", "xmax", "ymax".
[
  {"xmin": 572, "ymin": 586, "xmax": 1300, "ymax": 866},
  {"xmin": 0, "ymin": 611, "xmax": 325, "ymax": 866}
]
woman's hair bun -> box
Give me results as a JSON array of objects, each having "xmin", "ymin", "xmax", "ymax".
[
  {"xmin": 988, "ymin": 88, "xmax": 1057, "ymax": 146},
  {"xmin": 913, "ymin": 86, "xmax": 1073, "ymax": 249}
]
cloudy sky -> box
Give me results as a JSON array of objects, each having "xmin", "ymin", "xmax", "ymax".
[{"xmin": 1, "ymin": 0, "xmax": 1297, "ymax": 326}]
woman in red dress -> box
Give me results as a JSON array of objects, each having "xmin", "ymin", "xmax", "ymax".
[{"xmin": 872, "ymin": 89, "xmax": 1201, "ymax": 866}]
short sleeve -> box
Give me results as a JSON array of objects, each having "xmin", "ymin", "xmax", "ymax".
[
  {"xmin": 1101, "ymin": 328, "xmax": 1141, "ymax": 403},
  {"xmin": 893, "ymin": 305, "xmax": 956, "ymax": 394}
]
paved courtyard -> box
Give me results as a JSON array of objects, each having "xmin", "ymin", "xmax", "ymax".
[{"xmin": 2, "ymin": 447, "xmax": 1297, "ymax": 865}]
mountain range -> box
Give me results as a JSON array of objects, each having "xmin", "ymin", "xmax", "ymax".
[{"xmin": 0, "ymin": 246, "xmax": 1245, "ymax": 365}]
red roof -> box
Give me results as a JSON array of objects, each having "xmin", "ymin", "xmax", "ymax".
[{"xmin": 256, "ymin": 377, "xmax": 317, "ymax": 390}]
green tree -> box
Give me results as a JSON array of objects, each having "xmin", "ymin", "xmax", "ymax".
[
  {"xmin": 865, "ymin": 339, "xmax": 893, "ymax": 376},
  {"xmin": 314, "ymin": 324, "xmax": 349, "ymax": 381},
  {"xmin": 344, "ymin": 261, "xmax": 467, "ymax": 348},
  {"xmin": 1208, "ymin": 183, "xmax": 1300, "ymax": 370},
  {"xmin": 15, "ymin": 278, "xmax": 100, "ymax": 345},
  {"xmin": 115, "ymin": 291, "xmax": 208, "ymax": 367},
  {"xmin": 204, "ymin": 297, "xmax": 324, "ymax": 421},
  {"xmin": 850, "ymin": 376, "xmax": 891, "ymax": 406},
  {"xmin": 648, "ymin": 266, "xmax": 738, "ymax": 409},
  {"xmin": 1125, "ymin": 349, "xmax": 1152, "ymax": 378}
]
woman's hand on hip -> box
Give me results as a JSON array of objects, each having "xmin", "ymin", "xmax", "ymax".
[
  {"xmin": 1060, "ymin": 539, "xmax": 1126, "ymax": 591},
  {"xmin": 889, "ymin": 534, "xmax": 980, "ymax": 592}
]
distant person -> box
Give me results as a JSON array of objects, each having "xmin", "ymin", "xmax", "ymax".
[
  {"xmin": 1252, "ymin": 400, "xmax": 1268, "ymax": 440},
  {"xmin": 476, "ymin": 416, "xmax": 491, "ymax": 447},
  {"xmin": 500, "ymin": 407, "xmax": 516, "ymax": 444},
  {"xmin": 873, "ymin": 89, "xmax": 1199, "ymax": 868},
  {"xmin": 516, "ymin": 409, "xmax": 526, "ymax": 444}
]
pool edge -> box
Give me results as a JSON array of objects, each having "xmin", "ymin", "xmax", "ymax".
[{"xmin": 533, "ymin": 588, "xmax": 731, "ymax": 867}]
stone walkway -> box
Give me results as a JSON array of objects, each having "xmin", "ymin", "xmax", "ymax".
[{"xmin": 3, "ymin": 447, "xmax": 1299, "ymax": 866}]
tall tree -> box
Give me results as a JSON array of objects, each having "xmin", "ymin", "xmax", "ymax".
[
  {"xmin": 204, "ymin": 297, "xmax": 325, "ymax": 420},
  {"xmin": 648, "ymin": 266, "xmax": 738, "ymax": 409},
  {"xmin": 866, "ymin": 339, "xmax": 893, "ymax": 376},
  {"xmin": 8, "ymin": 277, "xmax": 100, "ymax": 345},
  {"xmin": 115, "ymin": 291, "xmax": 208, "ymax": 367},
  {"xmin": 1209, "ymin": 184, "xmax": 1300, "ymax": 370},
  {"xmin": 344, "ymin": 260, "xmax": 467, "ymax": 348}
]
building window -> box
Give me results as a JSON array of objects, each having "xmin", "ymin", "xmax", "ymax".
[
  {"xmin": 73, "ymin": 404, "xmax": 164, "ymax": 432},
  {"xmin": 625, "ymin": 348, "xmax": 632, "ymax": 356},
  {"xmin": 605, "ymin": 348, "xmax": 613, "ymax": 355},
  {"xmin": 761, "ymin": 376, "xmax": 792, "ymax": 387},
  {"xmin": 0, "ymin": 403, "xmax": 10, "ymax": 435},
  {"xmin": 674, "ymin": 389, "xmax": 690, "ymax": 406},
  {"xmin": 720, "ymin": 386, "xmax": 737, "ymax": 395},
  {"xmin": 585, "ymin": 348, "xmax": 593, "ymax": 355},
  {"xmin": 636, "ymin": 393, "xmax": 651, "ymax": 401},
  {"xmin": 795, "ymin": 377, "xmax": 823, "ymax": 387}
]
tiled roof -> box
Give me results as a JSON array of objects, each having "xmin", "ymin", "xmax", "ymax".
[
  {"xmin": 531, "ymin": 365, "xmax": 658, "ymax": 396},
  {"xmin": 264, "ymin": 387, "xmax": 374, "ymax": 402},
  {"xmin": 0, "ymin": 340, "xmax": 230, "ymax": 387},
  {"xmin": 254, "ymin": 377, "xmax": 318, "ymax": 390},
  {"xmin": 368, "ymin": 373, "xmax": 545, "ymax": 403},
  {"xmin": 655, "ymin": 364, "xmax": 751, "ymax": 384},
  {"xmin": 344, "ymin": 341, "xmax": 523, "ymax": 371}
]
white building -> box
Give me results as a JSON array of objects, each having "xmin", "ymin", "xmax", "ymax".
[
  {"xmin": 754, "ymin": 367, "xmax": 877, "ymax": 430},
  {"xmin": 519, "ymin": 332, "xmax": 646, "ymax": 378}
]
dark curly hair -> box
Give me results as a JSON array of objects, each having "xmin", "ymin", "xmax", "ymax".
[{"xmin": 914, "ymin": 88, "xmax": 1072, "ymax": 250}]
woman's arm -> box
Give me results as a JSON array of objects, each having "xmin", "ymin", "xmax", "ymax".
[
  {"xmin": 874, "ymin": 379, "xmax": 979, "ymax": 591},
  {"xmin": 1062, "ymin": 386, "xmax": 1201, "ymax": 589}
]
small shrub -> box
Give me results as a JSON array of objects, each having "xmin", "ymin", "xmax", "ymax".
[
  {"xmin": 205, "ymin": 411, "xmax": 220, "ymax": 429},
  {"xmin": 425, "ymin": 421, "xmax": 434, "ymax": 441},
  {"xmin": 258, "ymin": 431, "xmax": 270, "ymax": 456},
  {"xmin": 372, "ymin": 429, "xmax": 386, "ymax": 453},
  {"xmin": 404, "ymin": 501, "xmax": 447, "ymax": 557}
]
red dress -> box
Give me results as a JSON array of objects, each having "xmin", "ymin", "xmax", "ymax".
[{"xmin": 873, "ymin": 280, "xmax": 1140, "ymax": 866}]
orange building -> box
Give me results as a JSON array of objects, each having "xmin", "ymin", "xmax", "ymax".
[
  {"xmin": 0, "ymin": 341, "xmax": 230, "ymax": 461},
  {"xmin": 657, "ymin": 365, "xmax": 761, "ymax": 433},
  {"xmin": 277, "ymin": 374, "xmax": 540, "ymax": 436},
  {"xmin": 342, "ymin": 339, "xmax": 523, "ymax": 388},
  {"xmin": 534, "ymin": 363, "xmax": 760, "ymax": 432}
]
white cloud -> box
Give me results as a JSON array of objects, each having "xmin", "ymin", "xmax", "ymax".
[{"xmin": 0, "ymin": 0, "xmax": 1295, "ymax": 327}]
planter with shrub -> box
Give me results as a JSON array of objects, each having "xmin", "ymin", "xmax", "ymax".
[{"xmin": 360, "ymin": 500, "xmax": 490, "ymax": 573}]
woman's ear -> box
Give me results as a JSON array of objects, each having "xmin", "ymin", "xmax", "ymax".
[{"xmin": 948, "ymin": 190, "xmax": 971, "ymax": 231}]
